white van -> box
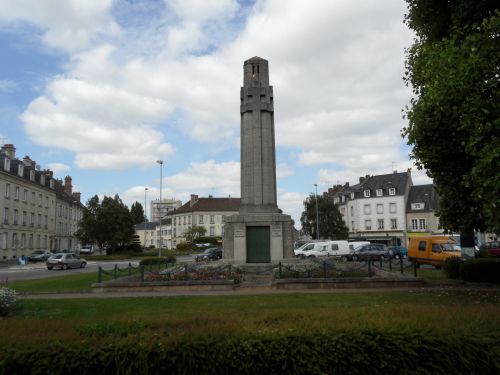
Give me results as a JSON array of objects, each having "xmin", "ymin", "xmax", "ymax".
[
  {"xmin": 322, "ymin": 241, "xmax": 351, "ymax": 261},
  {"xmin": 294, "ymin": 242, "xmax": 331, "ymax": 258},
  {"xmin": 348, "ymin": 241, "xmax": 370, "ymax": 252}
]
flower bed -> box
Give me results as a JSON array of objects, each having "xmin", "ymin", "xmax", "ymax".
[{"xmin": 0, "ymin": 287, "xmax": 17, "ymax": 317}]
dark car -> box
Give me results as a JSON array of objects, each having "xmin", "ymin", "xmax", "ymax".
[
  {"xmin": 46, "ymin": 253, "xmax": 87, "ymax": 270},
  {"xmin": 28, "ymin": 250, "xmax": 52, "ymax": 262},
  {"xmin": 478, "ymin": 241, "xmax": 500, "ymax": 257},
  {"xmin": 351, "ymin": 244, "xmax": 389, "ymax": 261},
  {"xmin": 387, "ymin": 246, "xmax": 408, "ymax": 259},
  {"xmin": 195, "ymin": 247, "xmax": 223, "ymax": 262}
]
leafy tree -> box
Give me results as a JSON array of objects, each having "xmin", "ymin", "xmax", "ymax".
[
  {"xmin": 183, "ymin": 226, "xmax": 207, "ymax": 243},
  {"xmin": 76, "ymin": 194, "xmax": 135, "ymax": 254},
  {"xmin": 403, "ymin": 1, "xmax": 500, "ymax": 243},
  {"xmin": 130, "ymin": 201, "xmax": 145, "ymax": 224},
  {"xmin": 300, "ymin": 194, "xmax": 348, "ymax": 240}
]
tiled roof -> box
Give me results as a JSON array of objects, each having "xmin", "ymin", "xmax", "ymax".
[
  {"xmin": 174, "ymin": 197, "xmax": 241, "ymax": 214},
  {"xmin": 406, "ymin": 184, "xmax": 439, "ymax": 212},
  {"xmin": 135, "ymin": 221, "xmax": 159, "ymax": 230}
]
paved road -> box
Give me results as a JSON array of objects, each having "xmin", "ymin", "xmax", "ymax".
[{"xmin": 0, "ymin": 260, "xmax": 140, "ymax": 282}]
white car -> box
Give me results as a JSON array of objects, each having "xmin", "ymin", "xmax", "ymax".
[
  {"xmin": 47, "ymin": 253, "xmax": 87, "ymax": 270},
  {"xmin": 294, "ymin": 242, "xmax": 331, "ymax": 258}
]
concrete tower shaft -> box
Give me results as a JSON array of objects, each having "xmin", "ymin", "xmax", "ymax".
[{"xmin": 240, "ymin": 56, "xmax": 278, "ymax": 213}]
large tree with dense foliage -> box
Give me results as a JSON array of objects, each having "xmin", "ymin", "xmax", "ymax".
[
  {"xmin": 183, "ymin": 226, "xmax": 207, "ymax": 243},
  {"xmin": 403, "ymin": 0, "xmax": 499, "ymax": 241},
  {"xmin": 300, "ymin": 194, "xmax": 348, "ymax": 240},
  {"xmin": 76, "ymin": 194, "xmax": 136, "ymax": 254},
  {"xmin": 130, "ymin": 201, "xmax": 145, "ymax": 224}
]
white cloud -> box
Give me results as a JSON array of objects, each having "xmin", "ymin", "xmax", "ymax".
[
  {"xmin": 46, "ymin": 162, "xmax": 70, "ymax": 174},
  {"xmin": 0, "ymin": 0, "xmax": 119, "ymax": 52},
  {"xmin": 0, "ymin": 79, "xmax": 18, "ymax": 92},
  {"xmin": 277, "ymin": 163, "xmax": 294, "ymax": 180},
  {"xmin": 277, "ymin": 190, "xmax": 307, "ymax": 227}
]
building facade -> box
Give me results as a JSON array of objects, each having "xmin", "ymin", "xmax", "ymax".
[
  {"xmin": 171, "ymin": 194, "xmax": 240, "ymax": 248},
  {"xmin": 406, "ymin": 184, "xmax": 442, "ymax": 240},
  {"xmin": 334, "ymin": 170, "xmax": 413, "ymax": 246},
  {"xmin": 150, "ymin": 198, "xmax": 181, "ymax": 222},
  {"xmin": 0, "ymin": 144, "xmax": 83, "ymax": 261}
]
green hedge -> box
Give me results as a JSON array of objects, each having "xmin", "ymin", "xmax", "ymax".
[
  {"xmin": 443, "ymin": 256, "xmax": 462, "ymax": 279},
  {"xmin": 1, "ymin": 332, "xmax": 499, "ymax": 374},
  {"xmin": 460, "ymin": 259, "xmax": 500, "ymax": 282}
]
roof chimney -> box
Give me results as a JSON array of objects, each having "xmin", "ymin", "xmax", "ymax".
[
  {"xmin": 64, "ymin": 176, "xmax": 73, "ymax": 195},
  {"xmin": 359, "ymin": 176, "xmax": 365, "ymax": 184},
  {"xmin": 1, "ymin": 144, "xmax": 16, "ymax": 158},
  {"xmin": 190, "ymin": 194, "xmax": 198, "ymax": 207}
]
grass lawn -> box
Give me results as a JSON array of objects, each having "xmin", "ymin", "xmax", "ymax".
[
  {"xmin": 1, "ymin": 289, "xmax": 500, "ymax": 348},
  {"xmin": 5, "ymin": 272, "xmax": 98, "ymax": 293}
]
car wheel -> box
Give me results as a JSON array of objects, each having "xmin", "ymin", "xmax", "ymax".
[
  {"xmin": 47, "ymin": 267, "xmax": 53, "ymax": 270},
  {"xmin": 341, "ymin": 256, "xmax": 348, "ymax": 262},
  {"xmin": 352, "ymin": 255, "xmax": 359, "ymax": 261},
  {"xmin": 308, "ymin": 255, "xmax": 316, "ymax": 258},
  {"xmin": 80, "ymin": 262, "xmax": 86, "ymax": 268},
  {"xmin": 62, "ymin": 264, "xmax": 68, "ymax": 270},
  {"xmin": 394, "ymin": 254, "xmax": 400, "ymax": 260}
]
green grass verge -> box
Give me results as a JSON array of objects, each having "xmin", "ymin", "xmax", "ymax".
[
  {"xmin": 5, "ymin": 272, "xmax": 97, "ymax": 293},
  {"xmin": 2, "ymin": 289, "xmax": 499, "ymax": 347}
]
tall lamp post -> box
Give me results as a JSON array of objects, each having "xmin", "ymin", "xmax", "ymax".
[
  {"xmin": 156, "ymin": 160, "xmax": 163, "ymax": 257},
  {"xmin": 314, "ymin": 183, "xmax": 320, "ymax": 240},
  {"xmin": 143, "ymin": 187, "xmax": 148, "ymax": 249}
]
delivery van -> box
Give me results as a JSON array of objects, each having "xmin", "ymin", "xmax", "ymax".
[
  {"xmin": 322, "ymin": 240, "xmax": 351, "ymax": 261},
  {"xmin": 407, "ymin": 236, "xmax": 461, "ymax": 268},
  {"xmin": 294, "ymin": 242, "xmax": 331, "ymax": 258}
]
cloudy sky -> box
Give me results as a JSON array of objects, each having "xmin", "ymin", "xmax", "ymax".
[{"xmin": 0, "ymin": 0, "xmax": 431, "ymax": 227}]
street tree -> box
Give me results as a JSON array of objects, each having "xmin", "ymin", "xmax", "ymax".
[
  {"xmin": 76, "ymin": 194, "xmax": 136, "ymax": 254},
  {"xmin": 300, "ymin": 194, "xmax": 348, "ymax": 240},
  {"xmin": 403, "ymin": 1, "xmax": 500, "ymax": 245},
  {"xmin": 130, "ymin": 201, "xmax": 145, "ymax": 224},
  {"xmin": 183, "ymin": 226, "xmax": 207, "ymax": 243}
]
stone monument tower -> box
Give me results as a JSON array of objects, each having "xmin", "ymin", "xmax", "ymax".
[{"xmin": 224, "ymin": 57, "xmax": 294, "ymax": 263}]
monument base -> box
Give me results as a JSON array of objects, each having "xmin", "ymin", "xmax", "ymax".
[{"xmin": 223, "ymin": 213, "xmax": 295, "ymax": 263}]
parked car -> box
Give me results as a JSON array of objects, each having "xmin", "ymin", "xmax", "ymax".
[
  {"xmin": 294, "ymin": 242, "xmax": 331, "ymax": 258},
  {"xmin": 351, "ymin": 244, "xmax": 390, "ymax": 261},
  {"xmin": 28, "ymin": 250, "xmax": 52, "ymax": 262},
  {"xmin": 478, "ymin": 241, "xmax": 500, "ymax": 257},
  {"xmin": 387, "ymin": 246, "xmax": 408, "ymax": 259},
  {"xmin": 407, "ymin": 236, "xmax": 460, "ymax": 268},
  {"xmin": 79, "ymin": 245, "xmax": 94, "ymax": 255},
  {"xmin": 46, "ymin": 253, "xmax": 87, "ymax": 270},
  {"xmin": 195, "ymin": 247, "xmax": 223, "ymax": 262}
]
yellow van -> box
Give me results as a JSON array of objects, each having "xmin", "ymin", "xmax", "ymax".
[{"xmin": 407, "ymin": 236, "xmax": 461, "ymax": 268}]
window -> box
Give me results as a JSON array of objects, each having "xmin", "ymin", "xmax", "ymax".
[
  {"xmin": 334, "ymin": 197, "xmax": 339, "ymax": 204},
  {"xmin": 419, "ymin": 219, "xmax": 426, "ymax": 230},
  {"xmin": 376, "ymin": 204, "xmax": 383, "ymax": 214},
  {"xmin": 391, "ymin": 219, "xmax": 397, "ymax": 229},
  {"xmin": 350, "ymin": 192, "xmax": 355, "ymax": 199},
  {"xmin": 377, "ymin": 219, "xmax": 384, "ymax": 230},
  {"xmin": 3, "ymin": 158, "xmax": 10, "ymax": 171},
  {"xmin": 340, "ymin": 207, "xmax": 346, "ymax": 216},
  {"xmin": 14, "ymin": 186, "xmax": 19, "ymax": 200},
  {"xmin": 12, "ymin": 233, "xmax": 17, "ymax": 248},
  {"xmin": 389, "ymin": 188, "xmax": 396, "ymax": 195},
  {"xmin": 30, "ymin": 213, "xmax": 34, "ymax": 226},
  {"xmin": 364, "ymin": 190, "xmax": 370, "ymax": 198},
  {"xmin": 389, "ymin": 203, "xmax": 397, "ymax": 213},
  {"xmin": 364, "ymin": 220, "xmax": 372, "ymax": 230},
  {"xmin": 22, "ymin": 211, "xmax": 27, "ymax": 226},
  {"xmin": 30, "ymin": 170, "xmax": 35, "ymax": 181},
  {"xmin": 38, "ymin": 214, "xmax": 42, "ymax": 228},
  {"xmin": 330, "ymin": 244, "xmax": 339, "ymax": 251},
  {"xmin": 23, "ymin": 189, "xmax": 28, "ymax": 202},
  {"xmin": 21, "ymin": 234, "xmax": 26, "ymax": 248},
  {"xmin": 210, "ymin": 215, "xmax": 215, "ymax": 224},
  {"xmin": 188, "ymin": 216, "xmax": 191, "ymax": 225},
  {"xmin": 341, "ymin": 196, "xmax": 345, "ymax": 203},
  {"xmin": 50, "ymin": 180, "xmax": 54, "ymax": 189},
  {"xmin": 363, "ymin": 204, "xmax": 371, "ymax": 214},
  {"xmin": 199, "ymin": 215, "xmax": 204, "ymax": 224},
  {"xmin": 376, "ymin": 189, "xmax": 383, "ymax": 197},
  {"xmin": 31, "ymin": 192, "xmax": 35, "ymax": 204},
  {"xmin": 40, "ymin": 174, "xmax": 45, "ymax": 185},
  {"xmin": 350, "ymin": 206, "xmax": 354, "ymax": 216},
  {"xmin": 4, "ymin": 183, "xmax": 10, "ymax": 198},
  {"xmin": 411, "ymin": 203, "xmax": 423, "ymax": 210},
  {"xmin": 13, "ymin": 209, "xmax": 18, "ymax": 225},
  {"xmin": 209, "ymin": 227, "xmax": 215, "ymax": 236},
  {"xmin": 183, "ymin": 216, "xmax": 186, "ymax": 225},
  {"xmin": 173, "ymin": 217, "xmax": 176, "ymax": 225},
  {"xmin": 38, "ymin": 193, "xmax": 42, "ymax": 206},
  {"xmin": 3, "ymin": 208, "xmax": 9, "ymax": 224},
  {"xmin": 351, "ymin": 221, "xmax": 355, "ymax": 230},
  {"xmin": 411, "ymin": 219, "xmax": 418, "ymax": 230},
  {"xmin": 418, "ymin": 241, "xmax": 426, "ymax": 251}
]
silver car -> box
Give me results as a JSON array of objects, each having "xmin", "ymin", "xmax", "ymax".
[{"xmin": 46, "ymin": 253, "xmax": 86, "ymax": 270}]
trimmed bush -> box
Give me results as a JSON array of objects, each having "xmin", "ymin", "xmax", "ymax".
[
  {"xmin": 459, "ymin": 259, "xmax": 500, "ymax": 283},
  {"xmin": 139, "ymin": 255, "xmax": 176, "ymax": 267},
  {"xmin": 0, "ymin": 287, "xmax": 17, "ymax": 317},
  {"xmin": 176, "ymin": 242, "xmax": 193, "ymax": 252},
  {"xmin": 0, "ymin": 332, "xmax": 499, "ymax": 374},
  {"xmin": 443, "ymin": 256, "xmax": 462, "ymax": 279}
]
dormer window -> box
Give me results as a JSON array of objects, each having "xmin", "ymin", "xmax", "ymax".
[
  {"xmin": 40, "ymin": 175, "xmax": 45, "ymax": 185},
  {"xmin": 350, "ymin": 192, "xmax": 355, "ymax": 199},
  {"xmin": 333, "ymin": 197, "xmax": 339, "ymax": 204},
  {"xmin": 364, "ymin": 190, "xmax": 371, "ymax": 198},
  {"xmin": 389, "ymin": 188, "xmax": 396, "ymax": 195},
  {"xmin": 49, "ymin": 179, "xmax": 54, "ymax": 189},
  {"xmin": 376, "ymin": 189, "xmax": 383, "ymax": 197},
  {"xmin": 30, "ymin": 170, "xmax": 35, "ymax": 181},
  {"xmin": 18, "ymin": 164, "xmax": 23, "ymax": 176},
  {"xmin": 4, "ymin": 158, "xmax": 10, "ymax": 171}
]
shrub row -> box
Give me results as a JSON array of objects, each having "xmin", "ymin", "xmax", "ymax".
[
  {"xmin": 1, "ymin": 332, "xmax": 499, "ymax": 374},
  {"xmin": 443, "ymin": 257, "xmax": 500, "ymax": 283}
]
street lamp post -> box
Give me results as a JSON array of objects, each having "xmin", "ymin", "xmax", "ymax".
[
  {"xmin": 157, "ymin": 160, "xmax": 163, "ymax": 257},
  {"xmin": 314, "ymin": 183, "xmax": 320, "ymax": 240},
  {"xmin": 143, "ymin": 187, "xmax": 148, "ymax": 249}
]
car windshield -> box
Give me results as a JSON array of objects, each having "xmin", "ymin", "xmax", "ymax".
[
  {"xmin": 203, "ymin": 248, "xmax": 215, "ymax": 254},
  {"xmin": 441, "ymin": 243, "xmax": 459, "ymax": 251},
  {"xmin": 53, "ymin": 254, "xmax": 63, "ymax": 259}
]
